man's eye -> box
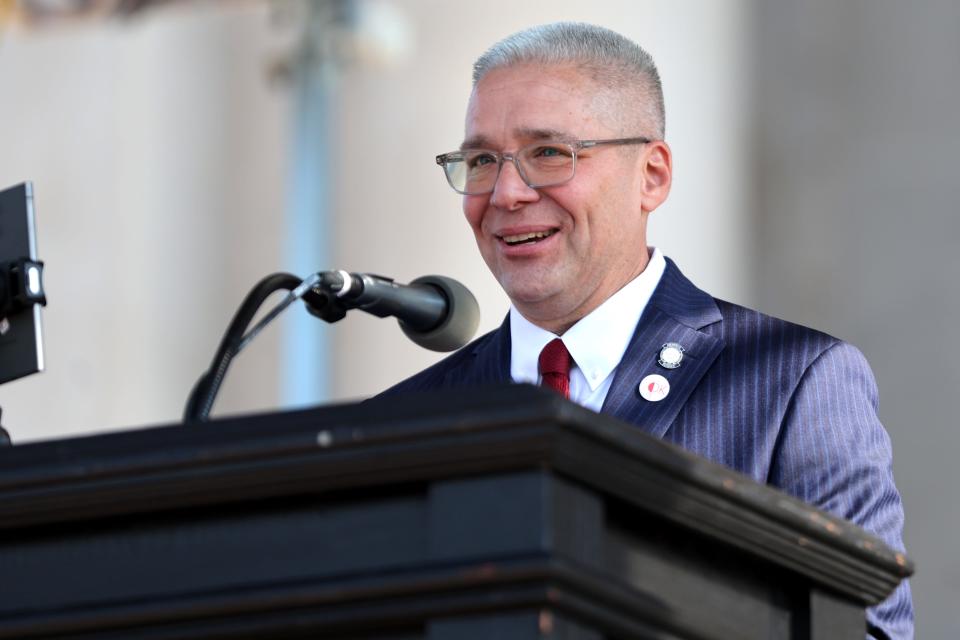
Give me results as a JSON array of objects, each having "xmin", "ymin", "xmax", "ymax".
[
  {"xmin": 531, "ymin": 145, "xmax": 571, "ymax": 158},
  {"xmin": 466, "ymin": 153, "xmax": 497, "ymax": 169}
]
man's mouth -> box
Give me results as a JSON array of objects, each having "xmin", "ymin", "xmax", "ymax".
[{"xmin": 500, "ymin": 229, "xmax": 558, "ymax": 246}]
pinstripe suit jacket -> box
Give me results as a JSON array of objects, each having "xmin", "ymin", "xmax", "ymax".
[{"xmin": 383, "ymin": 258, "xmax": 913, "ymax": 638}]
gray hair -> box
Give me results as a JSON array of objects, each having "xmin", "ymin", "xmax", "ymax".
[{"xmin": 472, "ymin": 22, "xmax": 665, "ymax": 138}]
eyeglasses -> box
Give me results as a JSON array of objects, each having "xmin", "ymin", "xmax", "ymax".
[{"xmin": 435, "ymin": 137, "xmax": 652, "ymax": 195}]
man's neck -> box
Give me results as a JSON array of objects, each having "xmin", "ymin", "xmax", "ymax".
[{"xmin": 508, "ymin": 248, "xmax": 667, "ymax": 410}]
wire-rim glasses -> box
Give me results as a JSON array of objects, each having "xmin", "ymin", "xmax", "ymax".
[{"xmin": 435, "ymin": 137, "xmax": 652, "ymax": 195}]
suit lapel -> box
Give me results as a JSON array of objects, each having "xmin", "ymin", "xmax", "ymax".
[
  {"xmin": 601, "ymin": 259, "xmax": 725, "ymax": 439},
  {"xmin": 443, "ymin": 315, "xmax": 512, "ymax": 387}
]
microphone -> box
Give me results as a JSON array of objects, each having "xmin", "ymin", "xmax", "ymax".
[{"xmin": 306, "ymin": 271, "xmax": 480, "ymax": 352}]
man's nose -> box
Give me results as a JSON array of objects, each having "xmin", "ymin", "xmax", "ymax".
[{"xmin": 489, "ymin": 158, "xmax": 539, "ymax": 210}]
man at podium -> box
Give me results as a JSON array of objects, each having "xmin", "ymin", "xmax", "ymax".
[{"xmin": 385, "ymin": 22, "xmax": 912, "ymax": 639}]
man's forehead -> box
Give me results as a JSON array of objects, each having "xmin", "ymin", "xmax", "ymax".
[{"xmin": 462, "ymin": 64, "xmax": 619, "ymax": 149}]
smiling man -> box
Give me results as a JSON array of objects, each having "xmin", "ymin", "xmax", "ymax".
[
  {"xmin": 457, "ymin": 61, "xmax": 669, "ymax": 335},
  {"xmin": 384, "ymin": 23, "xmax": 912, "ymax": 638}
]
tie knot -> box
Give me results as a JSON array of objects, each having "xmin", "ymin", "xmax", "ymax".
[{"xmin": 538, "ymin": 338, "xmax": 571, "ymax": 377}]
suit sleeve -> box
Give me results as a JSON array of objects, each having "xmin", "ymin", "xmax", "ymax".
[{"xmin": 769, "ymin": 341, "xmax": 913, "ymax": 640}]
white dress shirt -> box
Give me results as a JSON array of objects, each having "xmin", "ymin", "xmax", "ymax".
[{"xmin": 509, "ymin": 247, "xmax": 666, "ymax": 412}]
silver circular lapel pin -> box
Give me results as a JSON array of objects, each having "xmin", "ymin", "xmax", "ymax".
[{"xmin": 658, "ymin": 342, "xmax": 685, "ymax": 369}]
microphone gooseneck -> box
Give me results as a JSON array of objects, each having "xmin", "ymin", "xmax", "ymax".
[{"xmin": 183, "ymin": 270, "xmax": 480, "ymax": 423}]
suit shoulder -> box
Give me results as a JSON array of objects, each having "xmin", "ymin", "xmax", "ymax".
[
  {"xmin": 378, "ymin": 326, "xmax": 503, "ymax": 397},
  {"xmin": 703, "ymin": 298, "xmax": 880, "ymax": 391},
  {"xmin": 711, "ymin": 297, "xmax": 844, "ymax": 359}
]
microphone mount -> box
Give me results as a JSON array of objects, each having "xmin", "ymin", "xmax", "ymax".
[{"xmin": 0, "ymin": 257, "xmax": 46, "ymax": 317}]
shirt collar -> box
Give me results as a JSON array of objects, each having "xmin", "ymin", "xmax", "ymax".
[{"xmin": 510, "ymin": 247, "xmax": 667, "ymax": 389}]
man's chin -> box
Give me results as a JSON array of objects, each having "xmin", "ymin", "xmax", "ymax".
[
  {"xmin": 500, "ymin": 279, "xmax": 557, "ymax": 304},
  {"xmin": 501, "ymin": 281, "xmax": 569, "ymax": 317}
]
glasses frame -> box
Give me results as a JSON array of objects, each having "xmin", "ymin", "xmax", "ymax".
[{"xmin": 435, "ymin": 137, "xmax": 652, "ymax": 195}]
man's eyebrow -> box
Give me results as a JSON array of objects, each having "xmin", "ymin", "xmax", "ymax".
[
  {"xmin": 460, "ymin": 128, "xmax": 576, "ymax": 150},
  {"xmin": 460, "ymin": 135, "xmax": 494, "ymax": 150},
  {"xmin": 515, "ymin": 127, "xmax": 575, "ymax": 142}
]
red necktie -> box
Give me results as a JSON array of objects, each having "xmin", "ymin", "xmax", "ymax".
[{"xmin": 538, "ymin": 338, "xmax": 571, "ymax": 399}]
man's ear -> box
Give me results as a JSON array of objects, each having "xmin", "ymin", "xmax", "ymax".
[{"xmin": 640, "ymin": 140, "xmax": 672, "ymax": 213}]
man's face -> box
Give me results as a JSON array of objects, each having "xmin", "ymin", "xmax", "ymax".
[{"xmin": 462, "ymin": 64, "xmax": 670, "ymax": 332}]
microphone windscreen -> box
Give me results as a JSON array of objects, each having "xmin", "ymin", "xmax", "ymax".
[{"xmin": 399, "ymin": 275, "xmax": 479, "ymax": 352}]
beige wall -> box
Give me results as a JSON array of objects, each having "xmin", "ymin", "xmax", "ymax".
[{"xmin": 0, "ymin": 2, "xmax": 289, "ymax": 439}]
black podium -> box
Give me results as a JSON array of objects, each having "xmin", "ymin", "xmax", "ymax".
[{"xmin": 0, "ymin": 385, "xmax": 910, "ymax": 639}]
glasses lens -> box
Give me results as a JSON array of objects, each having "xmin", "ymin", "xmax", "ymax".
[
  {"xmin": 518, "ymin": 143, "xmax": 575, "ymax": 187},
  {"xmin": 441, "ymin": 143, "xmax": 576, "ymax": 194},
  {"xmin": 443, "ymin": 151, "xmax": 499, "ymax": 194}
]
